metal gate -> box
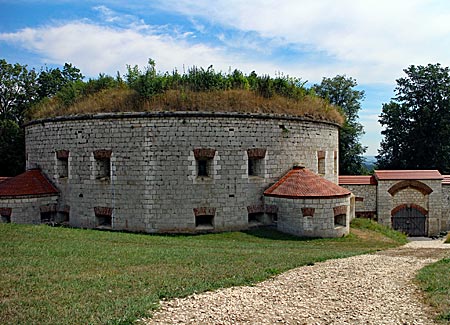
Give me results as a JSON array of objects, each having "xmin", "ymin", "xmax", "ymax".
[{"xmin": 391, "ymin": 207, "xmax": 427, "ymax": 236}]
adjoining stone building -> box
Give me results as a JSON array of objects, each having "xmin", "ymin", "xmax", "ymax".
[
  {"xmin": 340, "ymin": 170, "xmax": 450, "ymax": 236},
  {"xmin": 264, "ymin": 165, "xmax": 352, "ymax": 238},
  {"xmin": 0, "ymin": 169, "xmax": 60, "ymax": 224},
  {"xmin": 0, "ymin": 111, "xmax": 354, "ymax": 237}
]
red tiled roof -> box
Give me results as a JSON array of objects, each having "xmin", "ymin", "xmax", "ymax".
[
  {"xmin": 374, "ymin": 170, "xmax": 442, "ymax": 180},
  {"xmin": 0, "ymin": 177, "xmax": 10, "ymax": 183},
  {"xmin": 264, "ymin": 166, "xmax": 351, "ymax": 199},
  {"xmin": 339, "ymin": 175, "xmax": 377, "ymax": 185},
  {"xmin": 0, "ymin": 169, "xmax": 59, "ymax": 197},
  {"xmin": 442, "ymin": 175, "xmax": 450, "ymax": 185}
]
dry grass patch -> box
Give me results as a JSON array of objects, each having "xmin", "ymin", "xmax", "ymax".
[{"xmin": 28, "ymin": 88, "xmax": 344, "ymax": 124}]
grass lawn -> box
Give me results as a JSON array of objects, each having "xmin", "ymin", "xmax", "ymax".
[
  {"xmin": 0, "ymin": 220, "xmax": 406, "ymax": 324},
  {"xmin": 416, "ymin": 258, "xmax": 450, "ymax": 322}
]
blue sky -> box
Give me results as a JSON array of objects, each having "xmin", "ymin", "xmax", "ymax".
[{"xmin": 1, "ymin": 1, "xmax": 450, "ymax": 155}]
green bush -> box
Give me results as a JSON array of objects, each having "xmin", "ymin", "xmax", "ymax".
[
  {"xmin": 56, "ymin": 80, "xmax": 87, "ymax": 107},
  {"xmin": 0, "ymin": 119, "xmax": 25, "ymax": 176}
]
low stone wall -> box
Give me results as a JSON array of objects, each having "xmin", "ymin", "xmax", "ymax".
[
  {"xmin": 265, "ymin": 196, "xmax": 350, "ymax": 238},
  {"xmin": 0, "ymin": 195, "xmax": 59, "ymax": 224},
  {"xmin": 441, "ymin": 184, "xmax": 450, "ymax": 231},
  {"xmin": 340, "ymin": 184, "xmax": 377, "ymax": 218}
]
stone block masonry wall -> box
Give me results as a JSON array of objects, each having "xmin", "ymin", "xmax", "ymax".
[
  {"xmin": 376, "ymin": 179, "xmax": 442, "ymax": 236},
  {"xmin": 25, "ymin": 112, "xmax": 339, "ymax": 233},
  {"xmin": 0, "ymin": 195, "xmax": 59, "ymax": 224},
  {"xmin": 265, "ymin": 196, "xmax": 350, "ymax": 238},
  {"xmin": 341, "ymin": 184, "xmax": 377, "ymax": 216},
  {"xmin": 392, "ymin": 188, "xmax": 427, "ymax": 210},
  {"xmin": 441, "ymin": 185, "xmax": 450, "ymax": 231}
]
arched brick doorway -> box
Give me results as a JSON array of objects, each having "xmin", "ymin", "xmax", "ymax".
[{"xmin": 391, "ymin": 204, "xmax": 427, "ymax": 236}]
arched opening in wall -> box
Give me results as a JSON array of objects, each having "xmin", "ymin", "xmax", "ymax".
[
  {"xmin": 388, "ymin": 180, "xmax": 433, "ymax": 196},
  {"xmin": 391, "ymin": 204, "xmax": 427, "ymax": 236}
]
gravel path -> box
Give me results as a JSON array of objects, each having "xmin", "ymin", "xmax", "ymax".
[{"xmin": 145, "ymin": 239, "xmax": 450, "ymax": 325}]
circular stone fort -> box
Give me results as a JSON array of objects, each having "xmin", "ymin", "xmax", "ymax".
[{"xmin": 0, "ymin": 111, "xmax": 353, "ymax": 238}]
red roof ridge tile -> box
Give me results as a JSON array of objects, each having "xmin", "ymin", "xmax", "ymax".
[
  {"xmin": 339, "ymin": 175, "xmax": 377, "ymax": 185},
  {"xmin": 374, "ymin": 170, "xmax": 442, "ymax": 180}
]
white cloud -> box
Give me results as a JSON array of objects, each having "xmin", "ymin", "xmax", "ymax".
[
  {"xmin": 0, "ymin": 22, "xmax": 238, "ymax": 76},
  {"xmin": 3, "ymin": 1, "xmax": 450, "ymax": 84},
  {"xmin": 2, "ymin": 1, "xmax": 448, "ymax": 155},
  {"xmin": 156, "ymin": 0, "xmax": 450, "ymax": 83}
]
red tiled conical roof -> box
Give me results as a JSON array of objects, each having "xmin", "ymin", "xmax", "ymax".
[
  {"xmin": 264, "ymin": 166, "xmax": 351, "ymax": 199},
  {"xmin": 0, "ymin": 169, "xmax": 59, "ymax": 197}
]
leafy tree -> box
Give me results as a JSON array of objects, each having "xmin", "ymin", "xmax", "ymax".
[
  {"xmin": 377, "ymin": 63, "xmax": 450, "ymax": 173},
  {"xmin": 0, "ymin": 59, "xmax": 84, "ymax": 176},
  {"xmin": 313, "ymin": 75, "xmax": 367, "ymax": 175},
  {"xmin": 0, "ymin": 119, "xmax": 25, "ymax": 176},
  {"xmin": 0, "ymin": 59, "xmax": 38, "ymax": 123},
  {"xmin": 37, "ymin": 63, "xmax": 83, "ymax": 99}
]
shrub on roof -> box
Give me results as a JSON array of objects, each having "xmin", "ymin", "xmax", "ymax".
[{"xmin": 27, "ymin": 59, "xmax": 344, "ymax": 125}]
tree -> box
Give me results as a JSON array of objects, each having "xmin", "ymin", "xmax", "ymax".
[
  {"xmin": 0, "ymin": 119, "xmax": 25, "ymax": 176},
  {"xmin": 0, "ymin": 59, "xmax": 38, "ymax": 123},
  {"xmin": 377, "ymin": 63, "xmax": 450, "ymax": 173},
  {"xmin": 0, "ymin": 59, "xmax": 84, "ymax": 176},
  {"xmin": 37, "ymin": 63, "xmax": 84, "ymax": 99},
  {"xmin": 313, "ymin": 75, "xmax": 367, "ymax": 175}
]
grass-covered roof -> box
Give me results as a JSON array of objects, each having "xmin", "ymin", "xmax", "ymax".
[{"xmin": 27, "ymin": 61, "xmax": 344, "ymax": 125}]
